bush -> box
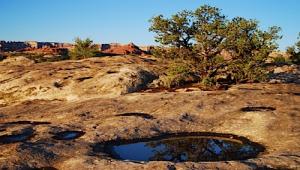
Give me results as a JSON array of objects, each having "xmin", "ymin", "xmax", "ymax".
[
  {"xmin": 291, "ymin": 53, "xmax": 300, "ymax": 64},
  {"xmin": 227, "ymin": 61, "xmax": 267, "ymax": 83},
  {"xmin": 160, "ymin": 62, "xmax": 198, "ymax": 88},
  {"xmin": 201, "ymin": 77, "xmax": 216, "ymax": 87},
  {"xmin": 287, "ymin": 33, "xmax": 300, "ymax": 64},
  {"xmin": 272, "ymin": 56, "xmax": 287, "ymax": 64},
  {"xmin": 70, "ymin": 38, "xmax": 99, "ymax": 60}
]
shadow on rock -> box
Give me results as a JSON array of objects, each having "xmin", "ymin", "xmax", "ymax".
[{"xmin": 115, "ymin": 112, "xmax": 155, "ymax": 120}]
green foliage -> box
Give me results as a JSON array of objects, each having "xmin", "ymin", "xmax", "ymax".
[
  {"xmin": 193, "ymin": 5, "xmax": 227, "ymax": 61},
  {"xmin": 227, "ymin": 60, "xmax": 267, "ymax": 83},
  {"xmin": 287, "ymin": 33, "xmax": 300, "ymax": 64},
  {"xmin": 272, "ymin": 56, "xmax": 287, "ymax": 64},
  {"xmin": 149, "ymin": 11, "xmax": 195, "ymax": 49},
  {"xmin": 151, "ymin": 47, "xmax": 197, "ymax": 61},
  {"xmin": 160, "ymin": 62, "xmax": 196, "ymax": 88},
  {"xmin": 70, "ymin": 38, "xmax": 98, "ymax": 60},
  {"xmin": 149, "ymin": 5, "xmax": 281, "ymax": 87},
  {"xmin": 201, "ymin": 77, "xmax": 216, "ymax": 87}
]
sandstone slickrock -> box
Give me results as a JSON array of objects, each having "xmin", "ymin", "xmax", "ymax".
[
  {"xmin": 0, "ymin": 56, "xmax": 158, "ymax": 106},
  {"xmin": 269, "ymin": 64, "xmax": 300, "ymax": 84},
  {"xmin": 0, "ymin": 56, "xmax": 299, "ymax": 169}
]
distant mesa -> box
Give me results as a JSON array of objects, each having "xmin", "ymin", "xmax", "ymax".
[
  {"xmin": 0, "ymin": 40, "xmax": 73, "ymax": 52},
  {"xmin": 0, "ymin": 40, "xmax": 152, "ymax": 56},
  {"xmin": 100, "ymin": 43, "xmax": 148, "ymax": 55}
]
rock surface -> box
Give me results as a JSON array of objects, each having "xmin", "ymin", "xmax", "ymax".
[
  {"xmin": 269, "ymin": 64, "xmax": 300, "ymax": 84},
  {"xmin": 0, "ymin": 56, "xmax": 158, "ymax": 106},
  {"xmin": 0, "ymin": 56, "xmax": 299, "ymax": 170},
  {"xmin": 100, "ymin": 43, "xmax": 146, "ymax": 55}
]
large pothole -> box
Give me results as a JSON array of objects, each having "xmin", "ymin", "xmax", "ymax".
[
  {"xmin": 94, "ymin": 132, "xmax": 265, "ymax": 162},
  {"xmin": 0, "ymin": 128, "xmax": 35, "ymax": 144}
]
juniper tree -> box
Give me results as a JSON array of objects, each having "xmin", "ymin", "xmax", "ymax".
[{"xmin": 149, "ymin": 5, "xmax": 282, "ymax": 86}]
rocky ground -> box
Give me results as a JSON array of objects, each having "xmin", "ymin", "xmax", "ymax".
[{"xmin": 0, "ymin": 56, "xmax": 299, "ymax": 170}]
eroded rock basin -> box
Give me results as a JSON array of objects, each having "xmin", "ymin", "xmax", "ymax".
[{"xmin": 99, "ymin": 132, "xmax": 265, "ymax": 162}]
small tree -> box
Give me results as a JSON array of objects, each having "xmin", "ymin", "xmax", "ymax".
[
  {"xmin": 70, "ymin": 38, "xmax": 98, "ymax": 60},
  {"xmin": 149, "ymin": 5, "xmax": 281, "ymax": 87},
  {"xmin": 287, "ymin": 33, "xmax": 300, "ymax": 64}
]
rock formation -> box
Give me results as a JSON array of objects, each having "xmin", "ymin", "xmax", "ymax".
[
  {"xmin": 0, "ymin": 55, "xmax": 299, "ymax": 170},
  {"xmin": 100, "ymin": 43, "xmax": 146, "ymax": 55}
]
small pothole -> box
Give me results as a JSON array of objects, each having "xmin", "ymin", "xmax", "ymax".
[
  {"xmin": 241, "ymin": 106, "xmax": 276, "ymax": 112},
  {"xmin": 106, "ymin": 70, "xmax": 119, "ymax": 74},
  {"xmin": 115, "ymin": 113, "xmax": 154, "ymax": 120},
  {"xmin": 0, "ymin": 128, "xmax": 34, "ymax": 144},
  {"xmin": 76, "ymin": 76, "xmax": 93, "ymax": 82},
  {"xmin": 94, "ymin": 132, "xmax": 265, "ymax": 162},
  {"xmin": 52, "ymin": 130, "xmax": 85, "ymax": 140}
]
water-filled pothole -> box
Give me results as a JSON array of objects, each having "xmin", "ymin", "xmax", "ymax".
[
  {"xmin": 241, "ymin": 106, "xmax": 276, "ymax": 112},
  {"xmin": 52, "ymin": 131, "xmax": 85, "ymax": 140},
  {"xmin": 0, "ymin": 128, "xmax": 34, "ymax": 144},
  {"xmin": 96, "ymin": 132, "xmax": 265, "ymax": 162},
  {"xmin": 115, "ymin": 113, "xmax": 154, "ymax": 119}
]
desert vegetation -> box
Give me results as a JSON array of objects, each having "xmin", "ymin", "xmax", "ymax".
[
  {"xmin": 287, "ymin": 32, "xmax": 300, "ymax": 64},
  {"xmin": 70, "ymin": 37, "xmax": 99, "ymax": 60},
  {"xmin": 149, "ymin": 5, "xmax": 282, "ymax": 87}
]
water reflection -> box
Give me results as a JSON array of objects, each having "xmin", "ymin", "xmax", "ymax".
[{"xmin": 103, "ymin": 135, "xmax": 264, "ymax": 162}]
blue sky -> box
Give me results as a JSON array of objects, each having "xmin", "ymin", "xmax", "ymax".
[{"xmin": 0, "ymin": 0, "xmax": 299, "ymax": 50}]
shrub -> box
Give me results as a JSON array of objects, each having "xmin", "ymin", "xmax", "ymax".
[
  {"xmin": 70, "ymin": 38, "xmax": 99, "ymax": 60},
  {"xmin": 287, "ymin": 33, "xmax": 300, "ymax": 64},
  {"xmin": 201, "ymin": 77, "xmax": 216, "ymax": 87},
  {"xmin": 160, "ymin": 62, "xmax": 198, "ymax": 88},
  {"xmin": 227, "ymin": 60, "xmax": 267, "ymax": 83},
  {"xmin": 272, "ymin": 56, "xmax": 287, "ymax": 64}
]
